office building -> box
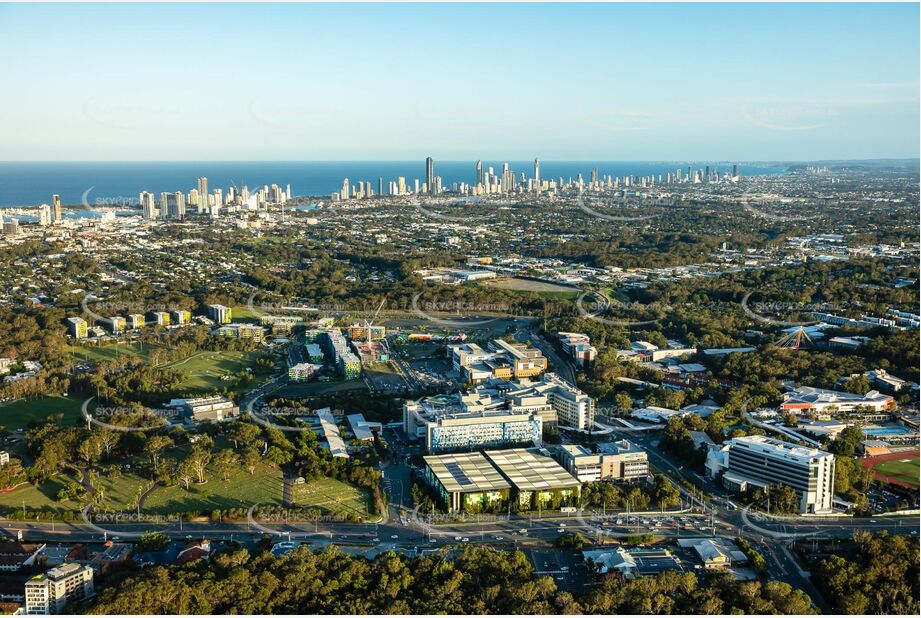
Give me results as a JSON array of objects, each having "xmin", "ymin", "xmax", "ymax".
[
  {"xmin": 172, "ymin": 310, "xmax": 191, "ymax": 325},
  {"xmin": 25, "ymin": 563, "xmax": 94, "ymax": 615},
  {"xmin": 66, "ymin": 317, "xmax": 87, "ymax": 339},
  {"xmin": 558, "ymin": 440, "xmax": 648, "ymax": 483},
  {"xmin": 404, "ymin": 396, "xmax": 541, "ymax": 454},
  {"xmin": 558, "ymin": 332, "xmax": 597, "ymax": 369},
  {"xmin": 151, "ymin": 311, "xmax": 170, "ymax": 326},
  {"xmin": 708, "ymin": 435, "xmax": 835, "ymax": 514}
]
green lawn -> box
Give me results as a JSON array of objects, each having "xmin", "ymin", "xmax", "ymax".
[
  {"xmin": 873, "ymin": 457, "xmax": 920, "ymax": 486},
  {"xmin": 291, "ymin": 477, "xmax": 370, "ymax": 518},
  {"xmin": 160, "ymin": 350, "xmax": 274, "ymax": 394},
  {"xmin": 0, "ymin": 395, "xmax": 85, "ymax": 431},
  {"xmin": 143, "ymin": 460, "xmax": 284, "ymax": 515},
  {"xmin": 71, "ymin": 343, "xmax": 154, "ymax": 364},
  {"xmin": 0, "ymin": 474, "xmax": 81, "ymax": 515},
  {"xmin": 95, "ymin": 471, "xmax": 155, "ymax": 512}
]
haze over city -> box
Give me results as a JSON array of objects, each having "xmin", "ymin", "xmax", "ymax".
[{"xmin": 0, "ymin": 2, "xmax": 919, "ymax": 161}]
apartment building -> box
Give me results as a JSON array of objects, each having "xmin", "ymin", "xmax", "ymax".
[
  {"xmin": 207, "ymin": 304, "xmax": 232, "ymax": 324},
  {"xmin": 65, "ymin": 317, "xmax": 87, "ymax": 339},
  {"xmin": 24, "ymin": 563, "xmax": 94, "ymax": 615}
]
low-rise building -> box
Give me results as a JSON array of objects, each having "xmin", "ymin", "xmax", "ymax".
[
  {"xmin": 168, "ymin": 396, "xmax": 239, "ymax": 424},
  {"xmin": 781, "ymin": 386, "xmax": 894, "ymax": 415},
  {"xmin": 423, "ymin": 451, "xmax": 512, "ymax": 513},
  {"xmin": 558, "ymin": 441, "xmax": 648, "ymax": 482}
]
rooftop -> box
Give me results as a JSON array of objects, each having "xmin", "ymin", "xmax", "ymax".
[
  {"xmin": 484, "ymin": 448, "xmax": 581, "ymax": 491},
  {"xmin": 423, "ymin": 451, "xmax": 511, "ymax": 494}
]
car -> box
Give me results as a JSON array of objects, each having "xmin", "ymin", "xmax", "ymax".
[
  {"xmin": 391, "ymin": 535, "xmax": 399, "ymax": 539},
  {"xmin": 559, "ymin": 523, "xmax": 566, "ymax": 528},
  {"xmin": 494, "ymin": 536, "xmax": 504, "ymax": 541},
  {"xmin": 371, "ymin": 537, "xmax": 380, "ymax": 542},
  {"xmin": 518, "ymin": 529, "xmax": 528, "ymax": 534},
  {"xmin": 557, "ymin": 528, "xmax": 565, "ymax": 533},
  {"xmin": 454, "ymin": 536, "xmax": 462, "ymax": 541},
  {"xmin": 461, "ymin": 537, "xmax": 469, "ymax": 542}
]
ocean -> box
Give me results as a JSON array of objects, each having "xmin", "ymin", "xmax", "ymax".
[{"xmin": 0, "ymin": 161, "xmax": 787, "ymax": 208}]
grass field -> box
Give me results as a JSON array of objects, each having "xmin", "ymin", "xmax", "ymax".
[
  {"xmin": 72, "ymin": 343, "xmax": 154, "ymax": 364},
  {"xmin": 160, "ymin": 350, "xmax": 271, "ymax": 394},
  {"xmin": 872, "ymin": 457, "xmax": 920, "ymax": 486},
  {"xmin": 95, "ymin": 471, "xmax": 155, "ymax": 511},
  {"xmin": 291, "ymin": 477, "xmax": 370, "ymax": 518},
  {"xmin": 143, "ymin": 460, "xmax": 284, "ymax": 515},
  {"xmin": 0, "ymin": 474, "xmax": 81, "ymax": 514},
  {"xmin": 0, "ymin": 395, "xmax": 85, "ymax": 431}
]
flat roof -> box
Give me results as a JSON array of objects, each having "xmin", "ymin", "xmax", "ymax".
[
  {"xmin": 424, "ymin": 452, "xmax": 511, "ymax": 494},
  {"xmin": 485, "ymin": 448, "xmax": 581, "ymax": 491}
]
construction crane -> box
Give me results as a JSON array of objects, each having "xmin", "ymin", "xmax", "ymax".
[{"xmin": 365, "ymin": 296, "xmax": 387, "ymax": 347}]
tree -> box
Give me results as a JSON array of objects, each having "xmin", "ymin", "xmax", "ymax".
[
  {"xmin": 144, "ymin": 434, "xmax": 173, "ymax": 467},
  {"xmin": 137, "ymin": 531, "xmax": 169, "ymax": 552},
  {"xmin": 187, "ymin": 446, "xmax": 212, "ymax": 484},
  {"xmin": 241, "ymin": 448, "xmax": 261, "ymax": 475},
  {"xmin": 651, "ymin": 474, "xmax": 680, "ymax": 509},
  {"xmin": 212, "ymin": 449, "xmax": 238, "ymax": 482}
]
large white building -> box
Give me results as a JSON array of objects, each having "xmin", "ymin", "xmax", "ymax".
[
  {"xmin": 781, "ymin": 386, "xmax": 893, "ymax": 415},
  {"xmin": 404, "ymin": 397, "xmax": 542, "ymax": 454},
  {"xmin": 707, "ymin": 435, "xmax": 835, "ymax": 514},
  {"xmin": 25, "ymin": 563, "xmax": 94, "ymax": 614}
]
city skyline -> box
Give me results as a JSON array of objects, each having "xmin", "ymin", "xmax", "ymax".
[{"xmin": 0, "ymin": 2, "xmax": 918, "ymax": 161}]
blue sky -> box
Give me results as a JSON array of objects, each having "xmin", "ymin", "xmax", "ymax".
[{"xmin": 0, "ymin": 2, "xmax": 918, "ymax": 161}]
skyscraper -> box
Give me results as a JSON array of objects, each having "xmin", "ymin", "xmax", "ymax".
[
  {"xmin": 534, "ymin": 158, "xmax": 540, "ymax": 184},
  {"xmin": 197, "ymin": 177, "xmax": 209, "ymax": 214},
  {"xmin": 139, "ymin": 191, "xmax": 156, "ymax": 219},
  {"xmin": 475, "ymin": 160, "xmax": 484, "ymax": 186},
  {"xmin": 341, "ymin": 178, "xmax": 350, "ymax": 200},
  {"xmin": 52, "ymin": 194, "xmax": 62, "ymax": 223},
  {"xmin": 378, "ymin": 177, "xmax": 383, "ymax": 197},
  {"xmin": 38, "ymin": 203, "xmax": 52, "ymax": 226},
  {"xmin": 425, "ymin": 156, "xmax": 435, "ymax": 195}
]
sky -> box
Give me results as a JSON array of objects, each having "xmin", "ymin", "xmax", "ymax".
[{"xmin": 0, "ymin": 2, "xmax": 918, "ymax": 161}]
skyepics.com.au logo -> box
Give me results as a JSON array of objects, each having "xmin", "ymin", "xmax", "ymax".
[
  {"xmin": 740, "ymin": 292, "xmax": 839, "ymax": 327},
  {"xmin": 81, "ymin": 187, "xmax": 140, "ymax": 210},
  {"xmin": 410, "ymin": 293, "xmax": 510, "ymax": 327},
  {"xmin": 736, "ymin": 191, "xmax": 819, "ymax": 223},
  {"xmin": 576, "ymin": 288, "xmax": 672, "ymax": 327},
  {"xmin": 574, "ymin": 195, "xmax": 659, "ymax": 223},
  {"xmin": 411, "ymin": 196, "xmax": 489, "ymax": 223},
  {"xmin": 80, "ymin": 293, "xmax": 187, "ymax": 325},
  {"xmin": 82, "ymin": 397, "xmax": 178, "ymax": 433}
]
